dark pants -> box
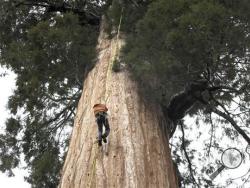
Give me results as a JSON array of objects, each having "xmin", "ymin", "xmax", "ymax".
[{"xmin": 95, "ymin": 112, "xmax": 110, "ymax": 141}]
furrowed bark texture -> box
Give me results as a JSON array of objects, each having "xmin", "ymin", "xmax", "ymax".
[{"xmin": 59, "ymin": 22, "xmax": 178, "ymax": 188}]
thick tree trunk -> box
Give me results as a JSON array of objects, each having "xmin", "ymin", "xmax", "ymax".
[{"xmin": 59, "ymin": 20, "xmax": 178, "ymax": 188}]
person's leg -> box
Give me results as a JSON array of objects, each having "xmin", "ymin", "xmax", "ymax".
[
  {"xmin": 102, "ymin": 116, "xmax": 110, "ymax": 139},
  {"xmin": 96, "ymin": 115, "xmax": 103, "ymax": 146}
]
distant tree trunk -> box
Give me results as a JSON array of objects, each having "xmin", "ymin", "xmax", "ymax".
[{"xmin": 58, "ymin": 18, "xmax": 178, "ymax": 188}]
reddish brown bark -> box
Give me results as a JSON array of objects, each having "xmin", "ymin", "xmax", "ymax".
[{"xmin": 59, "ymin": 20, "xmax": 178, "ymax": 188}]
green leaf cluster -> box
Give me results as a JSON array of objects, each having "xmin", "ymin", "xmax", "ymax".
[{"xmin": 123, "ymin": 0, "xmax": 250, "ymax": 104}]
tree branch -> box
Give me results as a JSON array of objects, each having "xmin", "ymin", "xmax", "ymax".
[
  {"xmin": 207, "ymin": 113, "xmax": 215, "ymax": 157},
  {"xmin": 180, "ymin": 122, "xmax": 199, "ymax": 187},
  {"xmin": 15, "ymin": 0, "xmax": 50, "ymax": 8},
  {"xmin": 42, "ymin": 98, "xmax": 77, "ymax": 127},
  {"xmin": 211, "ymin": 107, "xmax": 250, "ymax": 145},
  {"xmin": 207, "ymin": 85, "xmax": 245, "ymax": 94},
  {"xmin": 14, "ymin": 0, "xmax": 100, "ymax": 25},
  {"xmin": 44, "ymin": 90, "xmax": 81, "ymax": 103},
  {"xmin": 199, "ymin": 93, "xmax": 250, "ymax": 145},
  {"xmin": 49, "ymin": 106, "xmax": 74, "ymax": 133}
]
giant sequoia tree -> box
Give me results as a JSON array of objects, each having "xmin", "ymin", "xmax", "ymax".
[{"xmin": 0, "ymin": 0, "xmax": 250, "ymax": 187}]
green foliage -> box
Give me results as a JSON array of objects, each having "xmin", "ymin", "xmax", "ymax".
[
  {"xmin": 0, "ymin": 118, "xmax": 22, "ymax": 176},
  {"xmin": 106, "ymin": 0, "xmax": 149, "ymax": 35},
  {"xmin": 5, "ymin": 117, "xmax": 22, "ymax": 135},
  {"xmin": 0, "ymin": 1, "xmax": 99, "ymax": 187},
  {"xmin": 124, "ymin": 0, "xmax": 250, "ymax": 104},
  {"xmin": 122, "ymin": 0, "xmax": 250, "ymax": 186},
  {"xmin": 25, "ymin": 145, "xmax": 62, "ymax": 187},
  {"xmin": 1, "ymin": 0, "xmax": 250, "ymax": 187}
]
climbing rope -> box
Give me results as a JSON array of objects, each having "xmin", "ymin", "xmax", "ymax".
[
  {"xmin": 87, "ymin": 8, "xmax": 124, "ymax": 187},
  {"xmin": 87, "ymin": 141, "xmax": 99, "ymax": 188},
  {"xmin": 103, "ymin": 7, "xmax": 124, "ymax": 104}
]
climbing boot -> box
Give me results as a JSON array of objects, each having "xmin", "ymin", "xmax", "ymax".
[
  {"xmin": 102, "ymin": 135, "xmax": 107, "ymax": 143},
  {"xmin": 98, "ymin": 140, "xmax": 102, "ymax": 146},
  {"xmin": 103, "ymin": 137, "xmax": 107, "ymax": 143}
]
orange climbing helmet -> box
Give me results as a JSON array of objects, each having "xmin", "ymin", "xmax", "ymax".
[{"xmin": 93, "ymin": 103, "xmax": 108, "ymax": 115}]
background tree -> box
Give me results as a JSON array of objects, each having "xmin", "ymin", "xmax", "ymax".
[
  {"xmin": 0, "ymin": 0, "xmax": 99, "ymax": 186},
  {"xmin": 0, "ymin": 0, "xmax": 250, "ymax": 187}
]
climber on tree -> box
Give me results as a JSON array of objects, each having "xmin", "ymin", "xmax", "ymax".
[{"xmin": 93, "ymin": 103, "xmax": 110, "ymax": 146}]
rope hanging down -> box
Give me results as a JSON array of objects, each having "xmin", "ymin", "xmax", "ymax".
[
  {"xmin": 103, "ymin": 7, "xmax": 124, "ymax": 104},
  {"xmin": 87, "ymin": 9, "xmax": 124, "ymax": 187},
  {"xmin": 87, "ymin": 141, "xmax": 99, "ymax": 188}
]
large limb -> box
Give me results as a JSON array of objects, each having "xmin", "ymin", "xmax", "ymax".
[
  {"xmin": 166, "ymin": 83, "xmax": 201, "ymax": 138},
  {"xmin": 167, "ymin": 92, "xmax": 196, "ymax": 121},
  {"xmin": 14, "ymin": 0, "xmax": 100, "ymax": 25}
]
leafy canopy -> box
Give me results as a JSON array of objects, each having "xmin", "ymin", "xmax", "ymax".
[
  {"xmin": 1, "ymin": 0, "xmax": 250, "ymax": 187},
  {"xmin": 124, "ymin": 0, "xmax": 250, "ymax": 101},
  {"xmin": 0, "ymin": 0, "xmax": 99, "ymax": 187},
  {"xmin": 123, "ymin": 0, "xmax": 250, "ymax": 186}
]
